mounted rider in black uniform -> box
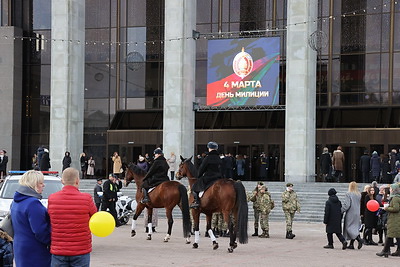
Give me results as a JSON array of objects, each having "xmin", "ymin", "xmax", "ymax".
[
  {"xmin": 190, "ymin": 141, "xmax": 222, "ymax": 209},
  {"xmin": 141, "ymin": 148, "xmax": 169, "ymax": 204}
]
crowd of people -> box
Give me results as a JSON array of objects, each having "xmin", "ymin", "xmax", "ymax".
[
  {"xmin": 320, "ymin": 146, "xmax": 400, "ymax": 184},
  {"xmin": 195, "ymin": 151, "xmax": 278, "ymax": 181},
  {"xmin": 1, "ymin": 142, "xmax": 400, "ymax": 264},
  {"xmin": 322, "ymin": 181, "xmax": 400, "ymax": 258}
]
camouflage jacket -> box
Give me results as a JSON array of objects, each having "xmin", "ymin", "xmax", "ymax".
[
  {"xmin": 281, "ymin": 190, "xmax": 300, "ymax": 213},
  {"xmin": 250, "ymin": 191, "xmax": 274, "ymax": 214}
]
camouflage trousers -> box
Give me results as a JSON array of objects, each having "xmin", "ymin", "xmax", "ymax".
[
  {"xmin": 253, "ymin": 209, "xmax": 260, "ymax": 229},
  {"xmin": 212, "ymin": 212, "xmax": 227, "ymax": 231},
  {"xmin": 284, "ymin": 211, "xmax": 295, "ymax": 231},
  {"xmin": 259, "ymin": 212, "xmax": 270, "ymax": 231}
]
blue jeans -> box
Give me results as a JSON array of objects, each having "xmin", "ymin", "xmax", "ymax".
[{"xmin": 51, "ymin": 253, "xmax": 90, "ymax": 267}]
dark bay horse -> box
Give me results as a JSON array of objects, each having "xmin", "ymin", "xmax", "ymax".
[
  {"xmin": 125, "ymin": 163, "xmax": 191, "ymax": 242},
  {"xmin": 176, "ymin": 156, "xmax": 248, "ymax": 253}
]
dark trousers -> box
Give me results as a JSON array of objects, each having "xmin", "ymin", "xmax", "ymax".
[
  {"xmin": 327, "ymin": 233, "xmax": 345, "ymax": 245},
  {"xmin": 95, "ymin": 202, "xmax": 101, "ymax": 211},
  {"xmin": 361, "ymin": 171, "xmax": 369, "ymax": 183},
  {"xmin": 170, "ymin": 171, "xmax": 175, "ymax": 180},
  {"xmin": 333, "ymin": 170, "xmax": 342, "ymax": 182},
  {"xmin": 101, "ymin": 200, "xmax": 118, "ymax": 224}
]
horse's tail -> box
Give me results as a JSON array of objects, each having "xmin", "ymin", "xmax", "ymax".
[
  {"xmin": 178, "ymin": 184, "xmax": 192, "ymax": 238},
  {"xmin": 234, "ymin": 181, "xmax": 248, "ymax": 244}
]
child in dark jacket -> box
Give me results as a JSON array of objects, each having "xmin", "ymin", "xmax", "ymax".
[
  {"xmin": 323, "ymin": 188, "xmax": 348, "ymax": 250},
  {"xmin": 0, "ymin": 229, "xmax": 13, "ymax": 267}
]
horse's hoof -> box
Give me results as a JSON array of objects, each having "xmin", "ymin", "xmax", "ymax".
[
  {"xmin": 193, "ymin": 243, "xmax": 198, "ymax": 249},
  {"xmin": 147, "ymin": 235, "xmax": 152, "ymax": 240},
  {"xmin": 185, "ymin": 238, "xmax": 191, "ymax": 244},
  {"xmin": 213, "ymin": 241, "xmax": 219, "ymax": 250},
  {"xmin": 228, "ymin": 247, "xmax": 234, "ymax": 253},
  {"xmin": 131, "ymin": 230, "xmax": 136, "ymax": 237}
]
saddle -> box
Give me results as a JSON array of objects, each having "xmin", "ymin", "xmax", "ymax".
[{"xmin": 199, "ymin": 178, "xmax": 227, "ymax": 198}]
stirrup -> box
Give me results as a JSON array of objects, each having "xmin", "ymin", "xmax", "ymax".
[
  {"xmin": 190, "ymin": 202, "xmax": 200, "ymax": 209},
  {"xmin": 141, "ymin": 198, "xmax": 149, "ymax": 204}
]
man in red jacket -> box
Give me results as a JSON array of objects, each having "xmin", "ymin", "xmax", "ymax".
[{"xmin": 48, "ymin": 167, "xmax": 97, "ymax": 267}]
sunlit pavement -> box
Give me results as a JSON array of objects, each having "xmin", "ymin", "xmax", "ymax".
[{"xmin": 91, "ymin": 218, "xmax": 397, "ymax": 267}]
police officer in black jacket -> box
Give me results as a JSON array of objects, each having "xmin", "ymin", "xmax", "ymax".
[
  {"xmin": 102, "ymin": 173, "xmax": 122, "ymax": 226},
  {"xmin": 190, "ymin": 141, "xmax": 222, "ymax": 209},
  {"xmin": 141, "ymin": 148, "xmax": 169, "ymax": 204}
]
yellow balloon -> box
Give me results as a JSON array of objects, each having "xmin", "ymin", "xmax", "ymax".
[{"xmin": 89, "ymin": 211, "xmax": 115, "ymax": 237}]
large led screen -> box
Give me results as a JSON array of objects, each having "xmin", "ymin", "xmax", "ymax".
[{"xmin": 206, "ymin": 37, "xmax": 280, "ymax": 107}]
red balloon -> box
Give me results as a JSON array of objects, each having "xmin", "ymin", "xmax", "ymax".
[{"xmin": 367, "ymin": 200, "xmax": 379, "ymax": 212}]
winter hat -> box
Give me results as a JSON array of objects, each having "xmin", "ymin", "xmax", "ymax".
[
  {"xmin": 328, "ymin": 188, "xmax": 337, "ymax": 196},
  {"xmin": 153, "ymin": 148, "xmax": 163, "ymax": 155},
  {"xmin": 207, "ymin": 141, "xmax": 218, "ymax": 150}
]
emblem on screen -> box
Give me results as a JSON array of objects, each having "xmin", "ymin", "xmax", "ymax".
[{"xmin": 232, "ymin": 47, "xmax": 253, "ymax": 79}]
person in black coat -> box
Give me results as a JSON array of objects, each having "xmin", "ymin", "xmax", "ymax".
[
  {"xmin": 359, "ymin": 150, "xmax": 371, "ymax": 183},
  {"xmin": 323, "ymin": 188, "xmax": 348, "ymax": 250},
  {"xmin": 39, "ymin": 149, "xmax": 51, "ymax": 171},
  {"xmin": 62, "ymin": 151, "xmax": 72, "ymax": 172},
  {"xmin": 190, "ymin": 141, "xmax": 222, "ymax": 209},
  {"xmin": 140, "ymin": 148, "xmax": 169, "ymax": 204},
  {"xmin": 101, "ymin": 174, "xmax": 122, "ymax": 226},
  {"xmin": 0, "ymin": 150, "xmax": 8, "ymax": 179},
  {"xmin": 320, "ymin": 147, "xmax": 332, "ymax": 182},
  {"xmin": 364, "ymin": 186, "xmax": 378, "ymax": 245}
]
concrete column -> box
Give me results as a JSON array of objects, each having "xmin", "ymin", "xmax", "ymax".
[
  {"xmin": 0, "ymin": 27, "xmax": 23, "ymax": 170},
  {"xmin": 50, "ymin": 0, "xmax": 85, "ymax": 173},
  {"xmin": 163, "ymin": 1, "xmax": 196, "ymax": 161},
  {"xmin": 285, "ymin": 0, "xmax": 317, "ymax": 183}
]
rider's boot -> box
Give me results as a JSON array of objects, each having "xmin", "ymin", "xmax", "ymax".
[
  {"xmin": 190, "ymin": 191, "xmax": 200, "ymax": 209},
  {"xmin": 141, "ymin": 188, "xmax": 150, "ymax": 204}
]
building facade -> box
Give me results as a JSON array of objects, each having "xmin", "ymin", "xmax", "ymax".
[{"xmin": 1, "ymin": 0, "xmax": 400, "ymax": 182}]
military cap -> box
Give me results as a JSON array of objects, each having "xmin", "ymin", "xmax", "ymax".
[
  {"xmin": 286, "ymin": 182, "xmax": 294, "ymax": 187},
  {"xmin": 258, "ymin": 181, "xmax": 264, "ymax": 186}
]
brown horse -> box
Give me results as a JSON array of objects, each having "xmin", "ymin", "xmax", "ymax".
[
  {"xmin": 176, "ymin": 156, "xmax": 248, "ymax": 253},
  {"xmin": 125, "ymin": 163, "xmax": 191, "ymax": 242}
]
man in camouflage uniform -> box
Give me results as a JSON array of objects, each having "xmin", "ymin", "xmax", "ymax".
[
  {"xmin": 281, "ymin": 183, "xmax": 300, "ymax": 239},
  {"xmin": 248, "ymin": 182, "xmax": 264, "ymax": 236},
  {"xmin": 251, "ymin": 184, "xmax": 274, "ymax": 238},
  {"xmin": 211, "ymin": 212, "xmax": 228, "ymax": 237}
]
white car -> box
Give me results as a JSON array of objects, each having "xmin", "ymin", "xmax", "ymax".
[{"xmin": 0, "ymin": 171, "xmax": 63, "ymax": 220}]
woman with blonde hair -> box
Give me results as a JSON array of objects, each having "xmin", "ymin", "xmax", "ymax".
[
  {"xmin": 341, "ymin": 181, "xmax": 363, "ymax": 249},
  {"xmin": 11, "ymin": 170, "xmax": 51, "ymax": 266}
]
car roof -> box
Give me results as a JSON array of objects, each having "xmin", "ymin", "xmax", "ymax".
[{"xmin": 5, "ymin": 171, "xmax": 61, "ymax": 181}]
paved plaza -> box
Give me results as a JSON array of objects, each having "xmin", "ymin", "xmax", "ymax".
[{"xmin": 90, "ymin": 218, "xmax": 398, "ymax": 266}]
